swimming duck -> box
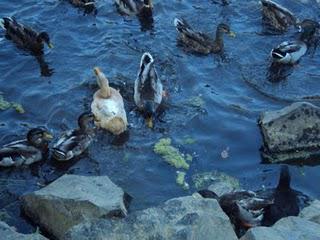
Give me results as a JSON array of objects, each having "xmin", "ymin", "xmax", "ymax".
[
  {"xmin": 0, "ymin": 17, "xmax": 53, "ymax": 56},
  {"xmin": 134, "ymin": 52, "xmax": 163, "ymax": 128},
  {"xmin": 52, "ymin": 112, "xmax": 95, "ymax": 161},
  {"xmin": 91, "ymin": 67, "xmax": 128, "ymax": 135},
  {"xmin": 261, "ymin": 165, "xmax": 299, "ymax": 226},
  {"xmin": 68, "ymin": 0, "xmax": 96, "ymax": 14},
  {"xmin": 198, "ymin": 189, "xmax": 273, "ymax": 232},
  {"xmin": 261, "ymin": 0, "xmax": 297, "ymax": 33},
  {"xmin": 0, "ymin": 128, "xmax": 53, "ymax": 167},
  {"xmin": 174, "ymin": 18, "xmax": 235, "ymax": 55},
  {"xmin": 115, "ymin": 0, "xmax": 153, "ymax": 18}
]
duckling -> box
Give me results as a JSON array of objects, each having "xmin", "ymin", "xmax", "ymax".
[
  {"xmin": 115, "ymin": 0, "xmax": 153, "ymax": 18},
  {"xmin": 68, "ymin": 0, "xmax": 97, "ymax": 14},
  {"xmin": 261, "ymin": 0, "xmax": 297, "ymax": 33},
  {"xmin": 0, "ymin": 17, "xmax": 53, "ymax": 56},
  {"xmin": 262, "ymin": 165, "xmax": 299, "ymax": 226},
  {"xmin": 91, "ymin": 67, "xmax": 128, "ymax": 135},
  {"xmin": 52, "ymin": 112, "xmax": 95, "ymax": 161},
  {"xmin": 174, "ymin": 18, "xmax": 235, "ymax": 55},
  {"xmin": 0, "ymin": 128, "xmax": 53, "ymax": 167},
  {"xmin": 134, "ymin": 52, "xmax": 163, "ymax": 128}
]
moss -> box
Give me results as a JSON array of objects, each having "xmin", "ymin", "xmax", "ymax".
[
  {"xmin": 176, "ymin": 171, "xmax": 189, "ymax": 190},
  {"xmin": 0, "ymin": 95, "xmax": 25, "ymax": 113},
  {"xmin": 192, "ymin": 171, "xmax": 240, "ymax": 190},
  {"xmin": 154, "ymin": 138, "xmax": 190, "ymax": 170}
]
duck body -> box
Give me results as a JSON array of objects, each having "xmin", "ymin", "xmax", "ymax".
[
  {"xmin": 115, "ymin": 0, "xmax": 153, "ymax": 17},
  {"xmin": 174, "ymin": 18, "xmax": 235, "ymax": 54},
  {"xmin": 271, "ymin": 40, "xmax": 307, "ymax": 64},
  {"xmin": 261, "ymin": 0, "xmax": 297, "ymax": 33},
  {"xmin": 68, "ymin": 0, "xmax": 96, "ymax": 14},
  {"xmin": 53, "ymin": 112, "xmax": 95, "ymax": 161},
  {"xmin": 0, "ymin": 128, "xmax": 53, "ymax": 167},
  {"xmin": 0, "ymin": 17, "xmax": 53, "ymax": 56},
  {"xmin": 91, "ymin": 67, "xmax": 128, "ymax": 135}
]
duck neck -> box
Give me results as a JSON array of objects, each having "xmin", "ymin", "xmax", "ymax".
[
  {"xmin": 98, "ymin": 75, "xmax": 111, "ymax": 98},
  {"xmin": 215, "ymin": 28, "xmax": 224, "ymax": 45}
]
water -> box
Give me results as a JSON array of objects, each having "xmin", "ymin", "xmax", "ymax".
[{"xmin": 0, "ymin": 0, "xmax": 320, "ymax": 234}]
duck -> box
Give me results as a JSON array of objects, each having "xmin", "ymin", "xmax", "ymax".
[
  {"xmin": 115, "ymin": 0, "xmax": 153, "ymax": 18},
  {"xmin": 0, "ymin": 128, "xmax": 53, "ymax": 167},
  {"xmin": 261, "ymin": 0, "xmax": 297, "ymax": 33},
  {"xmin": 174, "ymin": 18, "xmax": 235, "ymax": 55},
  {"xmin": 68, "ymin": 0, "xmax": 97, "ymax": 14},
  {"xmin": 134, "ymin": 52, "xmax": 163, "ymax": 128},
  {"xmin": 198, "ymin": 189, "xmax": 273, "ymax": 232},
  {"xmin": 0, "ymin": 17, "xmax": 53, "ymax": 56},
  {"xmin": 91, "ymin": 67, "xmax": 128, "ymax": 135},
  {"xmin": 52, "ymin": 112, "xmax": 95, "ymax": 161},
  {"xmin": 261, "ymin": 165, "xmax": 299, "ymax": 226}
]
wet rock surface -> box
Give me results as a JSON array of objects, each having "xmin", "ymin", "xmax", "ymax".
[
  {"xmin": 299, "ymin": 199, "xmax": 320, "ymax": 225},
  {"xmin": 21, "ymin": 174, "xmax": 131, "ymax": 240},
  {"xmin": 259, "ymin": 102, "xmax": 320, "ymax": 164},
  {"xmin": 64, "ymin": 195, "xmax": 238, "ymax": 240},
  {"xmin": 240, "ymin": 216, "xmax": 320, "ymax": 240},
  {"xmin": 0, "ymin": 221, "xmax": 47, "ymax": 240}
]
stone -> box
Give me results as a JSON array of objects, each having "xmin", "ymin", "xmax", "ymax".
[
  {"xmin": 64, "ymin": 195, "xmax": 238, "ymax": 240},
  {"xmin": 299, "ymin": 200, "xmax": 320, "ymax": 224},
  {"xmin": 259, "ymin": 102, "xmax": 320, "ymax": 164},
  {"xmin": 21, "ymin": 174, "xmax": 131, "ymax": 240},
  {"xmin": 241, "ymin": 216, "xmax": 320, "ymax": 240},
  {"xmin": 0, "ymin": 221, "xmax": 48, "ymax": 240}
]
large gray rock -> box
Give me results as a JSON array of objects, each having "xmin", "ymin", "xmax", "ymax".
[
  {"xmin": 241, "ymin": 216, "xmax": 320, "ymax": 240},
  {"xmin": 259, "ymin": 102, "xmax": 320, "ymax": 164},
  {"xmin": 299, "ymin": 200, "xmax": 320, "ymax": 224},
  {"xmin": 21, "ymin": 174, "xmax": 131, "ymax": 240},
  {"xmin": 64, "ymin": 195, "xmax": 238, "ymax": 240},
  {"xmin": 0, "ymin": 221, "xmax": 48, "ymax": 240}
]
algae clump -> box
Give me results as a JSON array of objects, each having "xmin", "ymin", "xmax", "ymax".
[
  {"xmin": 0, "ymin": 95, "xmax": 25, "ymax": 113},
  {"xmin": 176, "ymin": 171, "xmax": 189, "ymax": 190},
  {"xmin": 154, "ymin": 138, "xmax": 190, "ymax": 170}
]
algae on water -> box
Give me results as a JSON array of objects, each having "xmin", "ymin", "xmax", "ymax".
[
  {"xmin": 154, "ymin": 138, "xmax": 190, "ymax": 170},
  {"xmin": 0, "ymin": 95, "xmax": 25, "ymax": 113},
  {"xmin": 176, "ymin": 171, "xmax": 189, "ymax": 190},
  {"xmin": 192, "ymin": 171, "xmax": 240, "ymax": 190}
]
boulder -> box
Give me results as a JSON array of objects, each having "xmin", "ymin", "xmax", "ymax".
[
  {"xmin": 259, "ymin": 102, "xmax": 320, "ymax": 164},
  {"xmin": 21, "ymin": 174, "xmax": 131, "ymax": 240},
  {"xmin": 299, "ymin": 200, "xmax": 320, "ymax": 224},
  {"xmin": 0, "ymin": 221, "xmax": 48, "ymax": 240},
  {"xmin": 64, "ymin": 195, "xmax": 238, "ymax": 240},
  {"xmin": 241, "ymin": 216, "xmax": 320, "ymax": 240}
]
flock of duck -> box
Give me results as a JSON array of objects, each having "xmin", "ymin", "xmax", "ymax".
[{"xmin": 0, "ymin": 0, "xmax": 317, "ymax": 235}]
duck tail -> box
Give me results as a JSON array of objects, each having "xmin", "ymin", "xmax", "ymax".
[
  {"xmin": 277, "ymin": 165, "xmax": 291, "ymax": 190},
  {"xmin": 0, "ymin": 17, "xmax": 13, "ymax": 30},
  {"xmin": 94, "ymin": 67, "xmax": 111, "ymax": 98},
  {"xmin": 271, "ymin": 48, "xmax": 286, "ymax": 59}
]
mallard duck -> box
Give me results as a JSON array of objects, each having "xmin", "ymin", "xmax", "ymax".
[
  {"xmin": 0, "ymin": 17, "xmax": 53, "ymax": 56},
  {"xmin": 52, "ymin": 112, "xmax": 95, "ymax": 161},
  {"xmin": 115, "ymin": 0, "xmax": 153, "ymax": 18},
  {"xmin": 262, "ymin": 165, "xmax": 299, "ymax": 226},
  {"xmin": 271, "ymin": 40, "xmax": 307, "ymax": 64},
  {"xmin": 68, "ymin": 0, "xmax": 97, "ymax": 14},
  {"xmin": 174, "ymin": 18, "xmax": 235, "ymax": 54},
  {"xmin": 91, "ymin": 67, "xmax": 128, "ymax": 135},
  {"xmin": 134, "ymin": 52, "xmax": 163, "ymax": 128},
  {"xmin": 261, "ymin": 0, "xmax": 297, "ymax": 33},
  {"xmin": 0, "ymin": 128, "xmax": 53, "ymax": 167}
]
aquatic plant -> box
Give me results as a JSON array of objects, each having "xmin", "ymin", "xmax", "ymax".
[
  {"xmin": 176, "ymin": 171, "xmax": 189, "ymax": 190},
  {"xmin": 192, "ymin": 171, "xmax": 240, "ymax": 190},
  {"xmin": 0, "ymin": 95, "xmax": 25, "ymax": 113}
]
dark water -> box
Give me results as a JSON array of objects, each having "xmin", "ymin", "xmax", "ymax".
[{"xmin": 0, "ymin": 0, "xmax": 320, "ymax": 234}]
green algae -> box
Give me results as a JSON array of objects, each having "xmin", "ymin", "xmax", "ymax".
[
  {"xmin": 176, "ymin": 171, "xmax": 189, "ymax": 190},
  {"xmin": 192, "ymin": 171, "xmax": 240, "ymax": 190},
  {"xmin": 154, "ymin": 138, "xmax": 190, "ymax": 170},
  {"xmin": 182, "ymin": 136, "xmax": 196, "ymax": 145},
  {"xmin": 0, "ymin": 95, "xmax": 25, "ymax": 114},
  {"xmin": 187, "ymin": 96, "xmax": 205, "ymax": 108}
]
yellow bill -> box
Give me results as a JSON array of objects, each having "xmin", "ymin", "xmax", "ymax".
[
  {"xmin": 43, "ymin": 132, "xmax": 53, "ymax": 140},
  {"xmin": 48, "ymin": 43, "xmax": 54, "ymax": 49},
  {"xmin": 228, "ymin": 31, "xmax": 236, "ymax": 38},
  {"xmin": 146, "ymin": 116, "xmax": 153, "ymax": 128}
]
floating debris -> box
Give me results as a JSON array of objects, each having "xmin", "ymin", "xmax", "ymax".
[
  {"xmin": 176, "ymin": 171, "xmax": 189, "ymax": 190},
  {"xmin": 0, "ymin": 95, "xmax": 25, "ymax": 114},
  {"xmin": 221, "ymin": 147, "xmax": 230, "ymax": 159},
  {"xmin": 154, "ymin": 138, "xmax": 191, "ymax": 170}
]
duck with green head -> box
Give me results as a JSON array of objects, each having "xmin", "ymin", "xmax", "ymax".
[{"xmin": 115, "ymin": 0, "xmax": 153, "ymax": 18}]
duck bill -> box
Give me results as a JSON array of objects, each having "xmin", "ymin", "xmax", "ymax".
[
  {"xmin": 44, "ymin": 132, "xmax": 54, "ymax": 140},
  {"xmin": 228, "ymin": 31, "xmax": 236, "ymax": 38},
  {"xmin": 48, "ymin": 43, "xmax": 54, "ymax": 49},
  {"xmin": 146, "ymin": 116, "xmax": 153, "ymax": 128}
]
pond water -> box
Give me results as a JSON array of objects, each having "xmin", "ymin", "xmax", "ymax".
[{"xmin": 0, "ymin": 0, "xmax": 320, "ymax": 234}]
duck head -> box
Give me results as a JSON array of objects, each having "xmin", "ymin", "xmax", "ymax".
[
  {"xmin": 78, "ymin": 112, "xmax": 95, "ymax": 132},
  {"xmin": 217, "ymin": 23, "xmax": 236, "ymax": 38},
  {"xmin": 83, "ymin": 1, "xmax": 96, "ymax": 14},
  {"xmin": 298, "ymin": 19, "xmax": 320, "ymax": 42},
  {"xmin": 27, "ymin": 128, "xmax": 53, "ymax": 149},
  {"xmin": 140, "ymin": 0, "xmax": 153, "ymax": 18},
  {"xmin": 37, "ymin": 32, "xmax": 53, "ymax": 48}
]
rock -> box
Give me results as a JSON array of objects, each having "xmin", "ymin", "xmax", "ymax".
[
  {"xmin": 241, "ymin": 216, "xmax": 320, "ymax": 240},
  {"xmin": 0, "ymin": 221, "xmax": 48, "ymax": 240},
  {"xmin": 64, "ymin": 195, "xmax": 238, "ymax": 240},
  {"xmin": 259, "ymin": 102, "xmax": 320, "ymax": 164},
  {"xmin": 299, "ymin": 200, "xmax": 320, "ymax": 224},
  {"xmin": 21, "ymin": 174, "xmax": 131, "ymax": 240}
]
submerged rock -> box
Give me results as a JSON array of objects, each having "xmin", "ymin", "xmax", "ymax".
[
  {"xmin": 64, "ymin": 195, "xmax": 238, "ymax": 240},
  {"xmin": 0, "ymin": 221, "xmax": 47, "ymax": 240},
  {"xmin": 259, "ymin": 102, "xmax": 320, "ymax": 164},
  {"xmin": 299, "ymin": 199, "xmax": 320, "ymax": 225},
  {"xmin": 21, "ymin": 174, "xmax": 131, "ymax": 240},
  {"xmin": 240, "ymin": 216, "xmax": 320, "ymax": 240}
]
